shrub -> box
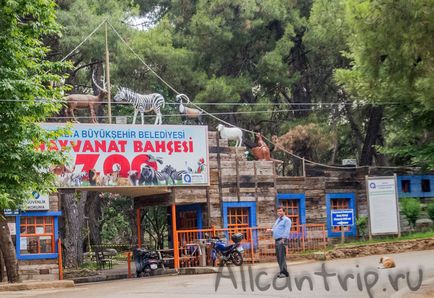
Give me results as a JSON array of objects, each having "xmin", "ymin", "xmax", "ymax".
[
  {"xmin": 400, "ymin": 198, "xmax": 421, "ymax": 231},
  {"xmin": 427, "ymin": 203, "xmax": 434, "ymax": 225},
  {"xmin": 356, "ymin": 216, "xmax": 369, "ymax": 240}
]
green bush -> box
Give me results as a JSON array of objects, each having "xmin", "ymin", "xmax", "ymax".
[
  {"xmin": 400, "ymin": 198, "xmax": 421, "ymax": 231},
  {"xmin": 427, "ymin": 203, "xmax": 434, "ymax": 225},
  {"xmin": 356, "ymin": 216, "xmax": 369, "ymax": 240}
]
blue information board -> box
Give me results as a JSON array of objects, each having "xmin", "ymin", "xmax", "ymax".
[
  {"xmin": 331, "ymin": 209, "xmax": 354, "ymax": 226},
  {"xmin": 4, "ymin": 209, "xmax": 20, "ymax": 216}
]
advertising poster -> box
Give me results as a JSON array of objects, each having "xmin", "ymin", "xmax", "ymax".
[
  {"xmin": 367, "ymin": 176, "xmax": 400, "ymax": 235},
  {"xmin": 38, "ymin": 124, "xmax": 209, "ymax": 188}
]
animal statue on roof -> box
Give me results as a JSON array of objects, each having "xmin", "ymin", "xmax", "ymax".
[
  {"xmin": 216, "ymin": 124, "xmax": 243, "ymax": 147},
  {"xmin": 113, "ymin": 87, "xmax": 165, "ymax": 125},
  {"xmin": 175, "ymin": 94, "xmax": 203, "ymax": 125},
  {"xmin": 64, "ymin": 70, "xmax": 107, "ymax": 124},
  {"xmin": 251, "ymin": 133, "xmax": 272, "ymax": 161}
]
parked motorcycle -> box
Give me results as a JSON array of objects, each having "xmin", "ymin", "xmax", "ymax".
[
  {"xmin": 208, "ymin": 233, "xmax": 244, "ymax": 266},
  {"xmin": 133, "ymin": 248, "xmax": 164, "ymax": 277}
]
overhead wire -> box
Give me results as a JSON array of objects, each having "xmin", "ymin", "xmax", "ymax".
[{"xmin": 45, "ymin": 18, "xmax": 401, "ymax": 170}]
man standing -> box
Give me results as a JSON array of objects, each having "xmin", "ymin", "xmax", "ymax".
[{"xmin": 267, "ymin": 206, "xmax": 292, "ymax": 278}]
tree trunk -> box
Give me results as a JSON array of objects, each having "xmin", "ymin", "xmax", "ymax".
[
  {"xmin": 359, "ymin": 106, "xmax": 384, "ymax": 166},
  {"xmin": 0, "ymin": 250, "xmax": 5, "ymax": 282},
  {"xmin": 60, "ymin": 190, "xmax": 87, "ymax": 268},
  {"xmin": 289, "ymin": 30, "xmax": 310, "ymax": 118},
  {"xmin": 85, "ymin": 192, "xmax": 102, "ymax": 253},
  {"xmin": 127, "ymin": 204, "xmax": 138, "ymax": 248},
  {"xmin": 0, "ymin": 215, "xmax": 19, "ymax": 283}
]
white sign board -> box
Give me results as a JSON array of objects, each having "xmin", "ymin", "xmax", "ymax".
[
  {"xmin": 367, "ymin": 176, "xmax": 400, "ymax": 235},
  {"xmin": 7, "ymin": 223, "xmax": 16, "ymax": 235},
  {"xmin": 20, "ymin": 237, "xmax": 27, "ymax": 250},
  {"xmin": 38, "ymin": 123, "xmax": 210, "ymax": 188},
  {"xmin": 23, "ymin": 192, "xmax": 50, "ymax": 211}
]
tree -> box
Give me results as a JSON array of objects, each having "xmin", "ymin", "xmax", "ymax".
[
  {"xmin": 0, "ymin": 0, "xmax": 68, "ymax": 282},
  {"xmin": 335, "ymin": 0, "xmax": 434, "ymax": 168}
]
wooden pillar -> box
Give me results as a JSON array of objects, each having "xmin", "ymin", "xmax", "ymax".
[
  {"xmin": 136, "ymin": 208, "xmax": 142, "ymax": 248},
  {"xmin": 171, "ymin": 204, "xmax": 180, "ymax": 269},
  {"xmin": 104, "ymin": 21, "xmax": 112, "ymax": 124}
]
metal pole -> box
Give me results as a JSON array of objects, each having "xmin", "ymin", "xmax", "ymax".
[
  {"xmin": 171, "ymin": 204, "xmax": 180, "ymax": 269},
  {"xmin": 57, "ymin": 239, "xmax": 63, "ymax": 280},
  {"xmin": 105, "ymin": 21, "xmax": 112, "ymax": 124}
]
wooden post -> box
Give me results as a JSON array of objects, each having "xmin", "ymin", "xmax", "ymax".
[
  {"xmin": 341, "ymin": 226, "xmax": 345, "ymax": 244},
  {"xmin": 127, "ymin": 252, "xmax": 132, "ymax": 278},
  {"xmin": 104, "ymin": 21, "xmax": 112, "ymax": 124},
  {"xmin": 171, "ymin": 204, "xmax": 180, "ymax": 270},
  {"xmin": 302, "ymin": 157, "xmax": 306, "ymax": 177},
  {"xmin": 136, "ymin": 208, "xmax": 142, "ymax": 248},
  {"xmin": 57, "ymin": 239, "xmax": 63, "ymax": 280}
]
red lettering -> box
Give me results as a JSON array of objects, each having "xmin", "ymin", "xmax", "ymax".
[
  {"xmin": 133, "ymin": 141, "xmax": 143, "ymax": 152},
  {"xmin": 94, "ymin": 140, "xmax": 107, "ymax": 152},
  {"xmin": 131, "ymin": 154, "xmax": 158, "ymax": 172},
  {"xmin": 103, "ymin": 154, "xmax": 130, "ymax": 177},
  {"xmin": 189, "ymin": 138, "xmax": 193, "ymax": 152},
  {"xmin": 155, "ymin": 141, "xmax": 166, "ymax": 152},
  {"xmin": 75, "ymin": 154, "xmax": 99, "ymax": 173},
  {"xmin": 48, "ymin": 140, "xmax": 59, "ymax": 151},
  {"xmin": 82, "ymin": 140, "xmax": 95, "ymax": 152},
  {"xmin": 182, "ymin": 141, "xmax": 188, "ymax": 152},
  {"xmin": 174, "ymin": 141, "xmax": 182, "ymax": 152},
  {"xmin": 118, "ymin": 140, "xmax": 127, "ymax": 152},
  {"xmin": 58, "ymin": 140, "xmax": 69, "ymax": 151},
  {"xmin": 71, "ymin": 140, "xmax": 82, "ymax": 152},
  {"xmin": 107, "ymin": 140, "xmax": 119, "ymax": 152},
  {"xmin": 36, "ymin": 143, "xmax": 45, "ymax": 151},
  {"xmin": 143, "ymin": 141, "xmax": 155, "ymax": 152}
]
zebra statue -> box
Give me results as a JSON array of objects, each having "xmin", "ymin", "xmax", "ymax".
[
  {"xmin": 139, "ymin": 165, "xmax": 173, "ymax": 185},
  {"xmin": 113, "ymin": 87, "xmax": 165, "ymax": 125}
]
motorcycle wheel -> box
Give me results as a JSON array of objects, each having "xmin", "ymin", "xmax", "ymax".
[{"xmin": 231, "ymin": 250, "xmax": 243, "ymax": 266}]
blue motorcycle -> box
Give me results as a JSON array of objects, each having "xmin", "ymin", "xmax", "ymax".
[{"xmin": 209, "ymin": 233, "xmax": 244, "ymax": 266}]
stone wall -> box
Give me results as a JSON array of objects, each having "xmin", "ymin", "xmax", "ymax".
[
  {"xmin": 173, "ymin": 131, "xmax": 277, "ymax": 228},
  {"xmin": 18, "ymin": 259, "xmax": 59, "ymax": 281}
]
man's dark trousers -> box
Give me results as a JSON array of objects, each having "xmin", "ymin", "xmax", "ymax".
[{"xmin": 275, "ymin": 239, "xmax": 288, "ymax": 276}]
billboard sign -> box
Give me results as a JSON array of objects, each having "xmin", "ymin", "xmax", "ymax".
[
  {"xmin": 367, "ymin": 176, "xmax": 400, "ymax": 235},
  {"xmin": 38, "ymin": 123, "xmax": 209, "ymax": 188}
]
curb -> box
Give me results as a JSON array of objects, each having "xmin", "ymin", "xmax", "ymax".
[
  {"xmin": 0, "ymin": 280, "xmax": 74, "ymax": 292},
  {"xmin": 71, "ymin": 269, "xmax": 178, "ymax": 284},
  {"xmin": 179, "ymin": 267, "xmax": 218, "ymax": 275}
]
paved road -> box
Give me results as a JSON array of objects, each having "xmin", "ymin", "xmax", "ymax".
[{"xmin": 2, "ymin": 249, "xmax": 434, "ymax": 298}]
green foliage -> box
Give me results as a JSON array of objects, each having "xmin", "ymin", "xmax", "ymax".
[
  {"xmin": 101, "ymin": 212, "xmax": 130, "ymax": 244},
  {"xmin": 356, "ymin": 215, "xmax": 368, "ymax": 239},
  {"xmin": 0, "ymin": 0, "xmax": 70, "ymax": 211},
  {"xmin": 51, "ymin": 0, "xmax": 434, "ymax": 167},
  {"xmin": 427, "ymin": 203, "xmax": 434, "ymax": 225},
  {"xmin": 400, "ymin": 198, "xmax": 421, "ymax": 230},
  {"xmin": 100, "ymin": 196, "xmax": 132, "ymax": 245},
  {"xmin": 335, "ymin": 0, "xmax": 434, "ymax": 169}
]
